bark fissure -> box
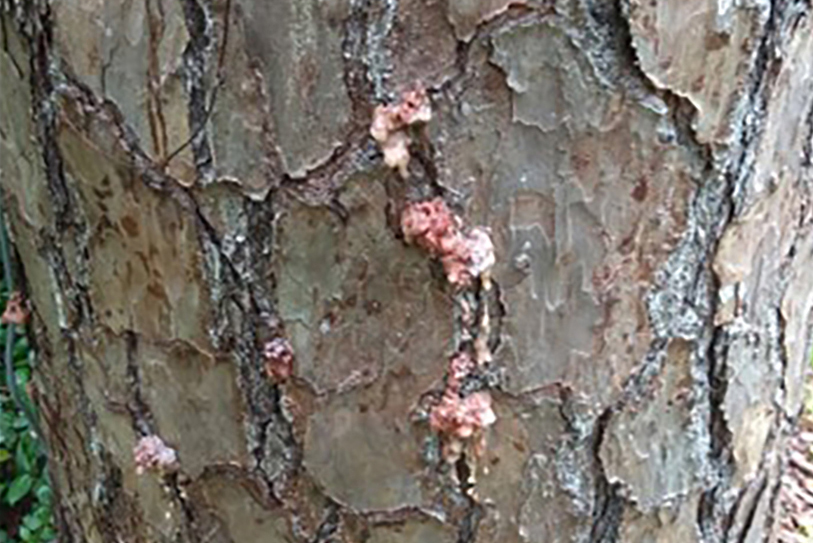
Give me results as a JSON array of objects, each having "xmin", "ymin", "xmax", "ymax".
[
  {"xmin": 3, "ymin": 0, "xmax": 813, "ymax": 541},
  {"xmin": 179, "ymin": 0, "xmax": 215, "ymax": 182},
  {"xmin": 701, "ymin": 327, "xmax": 738, "ymax": 542},
  {"xmin": 733, "ymin": 476, "xmax": 768, "ymax": 543},
  {"xmin": 699, "ymin": 2, "xmax": 813, "ymax": 538},
  {"xmin": 456, "ymin": 500, "xmax": 484, "ymax": 543},
  {"xmin": 123, "ymin": 330, "xmax": 154, "ymax": 435},
  {"xmin": 312, "ymin": 504, "xmax": 341, "ymax": 543},
  {"xmin": 145, "ymin": 0, "xmax": 169, "ymax": 161},
  {"xmin": 589, "ymin": 408, "xmax": 624, "ymax": 543},
  {"xmin": 578, "ymin": 3, "xmax": 733, "ymax": 538},
  {"xmin": 167, "ymin": 472, "xmax": 204, "ymax": 543},
  {"xmin": 590, "ymin": 2, "xmax": 810, "ymax": 542}
]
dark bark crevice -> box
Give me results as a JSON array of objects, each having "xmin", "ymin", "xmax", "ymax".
[
  {"xmin": 341, "ymin": 2, "xmax": 373, "ymax": 121},
  {"xmin": 763, "ymin": 456, "xmax": 788, "ymax": 542},
  {"xmin": 730, "ymin": 475, "xmax": 768, "ymax": 543},
  {"xmin": 2, "ymin": 0, "xmax": 812, "ymax": 541},
  {"xmin": 12, "ymin": 5, "xmax": 121, "ymax": 538},
  {"xmin": 727, "ymin": 0, "xmax": 781, "ymax": 215},
  {"xmin": 699, "ymin": 328, "xmax": 737, "ymax": 542},
  {"xmin": 123, "ymin": 330, "xmax": 154, "ymax": 436},
  {"xmin": 167, "ymin": 471, "xmax": 204, "ymax": 543},
  {"xmin": 6, "ymin": 6, "xmax": 240, "ymax": 541},
  {"xmin": 804, "ymin": 96, "xmax": 813, "ymax": 170},
  {"xmin": 312, "ymin": 503, "xmax": 341, "ymax": 543},
  {"xmin": 589, "ymin": 1, "xmax": 811, "ymax": 542},
  {"xmin": 699, "ymin": 1, "xmax": 813, "ymax": 537},
  {"xmin": 179, "ymin": 0, "xmax": 215, "ymax": 183},
  {"xmin": 38, "ymin": 35, "xmax": 308, "ymax": 527},
  {"xmin": 455, "ymin": 498, "xmax": 484, "ymax": 543},
  {"xmin": 589, "ymin": 408, "xmax": 624, "ymax": 543}
]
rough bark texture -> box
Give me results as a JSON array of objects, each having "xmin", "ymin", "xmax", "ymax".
[{"xmin": 1, "ymin": 0, "xmax": 813, "ymax": 542}]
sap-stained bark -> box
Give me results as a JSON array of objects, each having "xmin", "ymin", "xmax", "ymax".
[
  {"xmin": 626, "ymin": 0, "xmax": 768, "ymax": 144},
  {"xmin": 190, "ymin": 471, "xmax": 290, "ymax": 543},
  {"xmin": 205, "ymin": 2, "xmax": 279, "ymax": 197},
  {"xmin": 139, "ymin": 341, "xmax": 248, "ymax": 477},
  {"xmin": 475, "ymin": 392, "xmax": 594, "ymax": 543},
  {"xmin": 462, "ymin": 19, "xmax": 698, "ymax": 406},
  {"xmin": 280, "ymin": 179, "xmax": 452, "ymax": 509},
  {"xmin": 132, "ymin": 474, "xmax": 184, "ymax": 540},
  {"xmin": 57, "ymin": 102, "xmax": 213, "ymax": 351},
  {"xmin": 276, "ymin": 177, "xmax": 453, "ymax": 394},
  {"xmin": 303, "ymin": 385, "xmax": 428, "ymax": 511},
  {"xmin": 52, "ymin": 0, "xmax": 194, "ymax": 182},
  {"xmin": 618, "ymin": 494, "xmax": 701, "ymax": 543},
  {"xmin": 241, "ymin": 0, "xmax": 352, "ymax": 178},
  {"xmin": 4, "ymin": 1, "xmax": 813, "ymax": 542},
  {"xmin": 387, "ymin": 0, "xmax": 458, "ymax": 90}
]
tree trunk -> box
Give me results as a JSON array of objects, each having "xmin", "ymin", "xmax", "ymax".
[{"xmin": 1, "ymin": 0, "xmax": 813, "ymax": 541}]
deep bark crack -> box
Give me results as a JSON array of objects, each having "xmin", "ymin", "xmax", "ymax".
[
  {"xmin": 179, "ymin": 0, "xmax": 215, "ymax": 182},
  {"xmin": 123, "ymin": 330, "xmax": 154, "ymax": 436}
]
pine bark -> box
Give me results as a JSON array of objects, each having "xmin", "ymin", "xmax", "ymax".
[{"xmin": 1, "ymin": 0, "xmax": 813, "ymax": 542}]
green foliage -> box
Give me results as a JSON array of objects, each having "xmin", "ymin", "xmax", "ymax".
[{"xmin": 0, "ymin": 287, "xmax": 55, "ymax": 542}]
